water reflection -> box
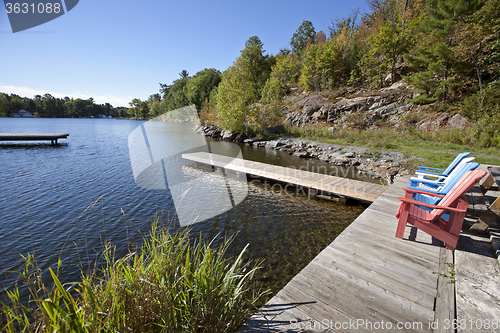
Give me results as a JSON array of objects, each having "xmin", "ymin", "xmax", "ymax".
[{"xmin": 0, "ymin": 118, "xmax": 366, "ymax": 305}]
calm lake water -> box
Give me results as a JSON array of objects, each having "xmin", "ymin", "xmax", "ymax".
[{"xmin": 0, "ymin": 117, "xmax": 366, "ymax": 301}]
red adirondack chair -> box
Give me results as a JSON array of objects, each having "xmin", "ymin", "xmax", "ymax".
[{"xmin": 395, "ymin": 170, "xmax": 486, "ymax": 251}]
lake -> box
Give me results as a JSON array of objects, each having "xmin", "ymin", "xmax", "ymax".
[{"xmin": 0, "ymin": 117, "xmax": 366, "ymax": 300}]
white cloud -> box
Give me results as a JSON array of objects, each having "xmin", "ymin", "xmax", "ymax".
[{"xmin": 0, "ymin": 85, "xmax": 132, "ymax": 107}]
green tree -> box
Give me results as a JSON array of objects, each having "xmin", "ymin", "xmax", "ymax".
[
  {"xmin": 298, "ymin": 43, "xmax": 324, "ymax": 91},
  {"xmin": 364, "ymin": 18, "xmax": 416, "ymax": 85},
  {"xmin": 298, "ymin": 21, "xmax": 361, "ymax": 92},
  {"xmin": 461, "ymin": 82, "xmax": 500, "ymax": 146},
  {"xmin": 407, "ymin": 0, "xmax": 485, "ymax": 103},
  {"xmin": 454, "ymin": 0, "xmax": 500, "ymax": 93},
  {"xmin": 129, "ymin": 98, "xmax": 150, "ymax": 119},
  {"xmin": 216, "ymin": 36, "xmax": 273, "ymax": 131},
  {"xmin": 0, "ymin": 93, "xmax": 10, "ymax": 117},
  {"xmin": 161, "ymin": 76, "xmax": 189, "ymax": 112},
  {"xmin": 185, "ymin": 68, "xmax": 221, "ymax": 110},
  {"xmin": 262, "ymin": 54, "xmax": 301, "ymax": 104},
  {"xmin": 290, "ymin": 20, "xmax": 316, "ymax": 55},
  {"xmin": 240, "ymin": 36, "xmax": 274, "ymax": 97}
]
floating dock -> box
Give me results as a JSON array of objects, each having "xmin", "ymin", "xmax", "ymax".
[
  {"xmin": 182, "ymin": 152, "xmax": 388, "ymax": 203},
  {"xmin": 0, "ymin": 133, "xmax": 69, "ymax": 145},
  {"xmin": 238, "ymin": 177, "xmax": 454, "ymax": 333}
]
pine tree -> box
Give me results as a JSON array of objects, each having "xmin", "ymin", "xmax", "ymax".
[
  {"xmin": 407, "ymin": 0, "xmax": 485, "ymax": 103},
  {"xmin": 290, "ymin": 21, "xmax": 316, "ymax": 55}
]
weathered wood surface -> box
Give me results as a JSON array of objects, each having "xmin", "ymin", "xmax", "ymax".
[
  {"xmin": 182, "ymin": 152, "xmax": 387, "ymax": 202},
  {"xmin": 239, "ymin": 177, "xmax": 454, "ymax": 333},
  {"xmin": 0, "ymin": 133, "xmax": 69, "ymax": 143},
  {"xmin": 465, "ymin": 184, "xmax": 488, "ymax": 214},
  {"xmin": 434, "ymin": 248, "xmax": 455, "ymax": 333},
  {"xmin": 486, "ymin": 166, "xmax": 500, "ymax": 216}
]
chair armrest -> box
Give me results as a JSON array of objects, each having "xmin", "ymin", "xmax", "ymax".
[
  {"xmin": 417, "ymin": 166, "xmax": 446, "ymax": 172},
  {"xmin": 403, "ymin": 187, "xmax": 445, "ymax": 198},
  {"xmin": 409, "ymin": 177, "xmax": 445, "ymax": 186},
  {"xmin": 415, "ymin": 170, "xmax": 446, "ymax": 177},
  {"xmin": 398, "ymin": 197, "xmax": 467, "ymax": 213},
  {"xmin": 409, "ymin": 179, "xmax": 444, "ymax": 190}
]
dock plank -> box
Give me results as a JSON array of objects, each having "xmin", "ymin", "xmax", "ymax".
[
  {"xmin": 241, "ymin": 176, "xmax": 450, "ymax": 332},
  {"xmin": 317, "ymin": 246, "xmax": 436, "ymax": 307},
  {"xmin": 287, "ymin": 269, "xmax": 432, "ymax": 332}
]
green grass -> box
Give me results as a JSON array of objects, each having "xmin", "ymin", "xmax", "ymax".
[
  {"xmin": 284, "ymin": 124, "xmax": 500, "ymax": 170},
  {"xmin": 1, "ymin": 221, "xmax": 266, "ymax": 333}
]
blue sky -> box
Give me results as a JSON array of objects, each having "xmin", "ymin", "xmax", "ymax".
[{"xmin": 1, "ymin": 0, "xmax": 370, "ymax": 107}]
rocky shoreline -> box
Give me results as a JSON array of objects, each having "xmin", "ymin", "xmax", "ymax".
[
  {"xmin": 191, "ymin": 81, "xmax": 473, "ymax": 184},
  {"xmin": 193, "ymin": 124, "xmax": 417, "ymax": 185}
]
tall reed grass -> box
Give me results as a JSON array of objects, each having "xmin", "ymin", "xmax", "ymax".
[{"xmin": 1, "ymin": 222, "xmax": 266, "ymax": 332}]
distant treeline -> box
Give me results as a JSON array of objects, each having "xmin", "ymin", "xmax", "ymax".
[
  {"xmin": 129, "ymin": 0, "xmax": 499, "ymax": 143},
  {"xmin": 127, "ymin": 68, "xmax": 222, "ymax": 120},
  {"xmin": 0, "ymin": 93, "xmax": 130, "ymax": 118}
]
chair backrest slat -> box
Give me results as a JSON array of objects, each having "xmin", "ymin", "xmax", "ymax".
[
  {"xmin": 442, "ymin": 152, "xmax": 471, "ymax": 176},
  {"xmin": 439, "ymin": 161, "xmax": 479, "ymax": 192},
  {"xmin": 430, "ymin": 170, "xmax": 486, "ymax": 217}
]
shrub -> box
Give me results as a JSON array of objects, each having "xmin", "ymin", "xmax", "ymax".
[{"xmin": 461, "ymin": 82, "xmax": 500, "ymax": 147}]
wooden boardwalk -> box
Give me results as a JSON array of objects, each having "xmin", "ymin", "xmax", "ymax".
[
  {"xmin": 182, "ymin": 152, "xmax": 387, "ymax": 203},
  {"xmin": 238, "ymin": 177, "xmax": 455, "ymax": 333},
  {"xmin": 0, "ymin": 133, "xmax": 69, "ymax": 144}
]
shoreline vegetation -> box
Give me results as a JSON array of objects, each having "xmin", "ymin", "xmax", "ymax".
[{"xmin": 1, "ymin": 221, "xmax": 267, "ymax": 332}]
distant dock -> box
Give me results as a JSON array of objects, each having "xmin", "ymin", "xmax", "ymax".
[
  {"xmin": 0, "ymin": 133, "xmax": 69, "ymax": 145},
  {"xmin": 182, "ymin": 152, "xmax": 387, "ymax": 202}
]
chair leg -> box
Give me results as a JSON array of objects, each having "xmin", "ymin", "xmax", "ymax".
[
  {"xmin": 395, "ymin": 203, "xmax": 408, "ymax": 239},
  {"xmin": 445, "ymin": 243, "xmax": 456, "ymax": 251}
]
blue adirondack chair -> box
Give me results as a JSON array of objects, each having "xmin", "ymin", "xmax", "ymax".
[
  {"xmin": 402, "ymin": 161, "xmax": 479, "ymax": 220},
  {"xmin": 415, "ymin": 152, "xmax": 471, "ymax": 181},
  {"xmin": 411, "ymin": 157, "xmax": 476, "ymax": 190}
]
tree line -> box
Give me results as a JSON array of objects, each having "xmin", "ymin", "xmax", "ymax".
[
  {"xmin": 3, "ymin": 0, "xmax": 498, "ymax": 145},
  {"xmin": 0, "ymin": 93, "xmax": 131, "ymax": 118},
  {"xmin": 132, "ymin": 0, "xmax": 498, "ymax": 143}
]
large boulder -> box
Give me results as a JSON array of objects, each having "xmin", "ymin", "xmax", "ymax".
[
  {"xmin": 293, "ymin": 150, "xmax": 310, "ymax": 158},
  {"xmin": 266, "ymin": 125, "xmax": 285, "ymax": 134},
  {"xmin": 222, "ymin": 130, "xmax": 237, "ymax": 141},
  {"xmin": 234, "ymin": 133, "xmax": 247, "ymax": 143},
  {"xmin": 193, "ymin": 124, "xmax": 204, "ymax": 134},
  {"xmin": 419, "ymin": 113, "xmax": 449, "ymax": 131},
  {"xmin": 295, "ymin": 94, "xmax": 329, "ymax": 108},
  {"xmin": 446, "ymin": 113, "xmax": 468, "ymax": 129},
  {"xmin": 265, "ymin": 140, "xmax": 284, "ymax": 149},
  {"xmin": 210, "ymin": 129, "xmax": 221, "ymax": 138}
]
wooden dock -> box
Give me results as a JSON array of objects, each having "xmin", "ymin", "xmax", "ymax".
[
  {"xmin": 182, "ymin": 152, "xmax": 388, "ymax": 203},
  {"xmin": 0, "ymin": 133, "xmax": 69, "ymax": 145},
  {"xmin": 239, "ymin": 177, "xmax": 455, "ymax": 333}
]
